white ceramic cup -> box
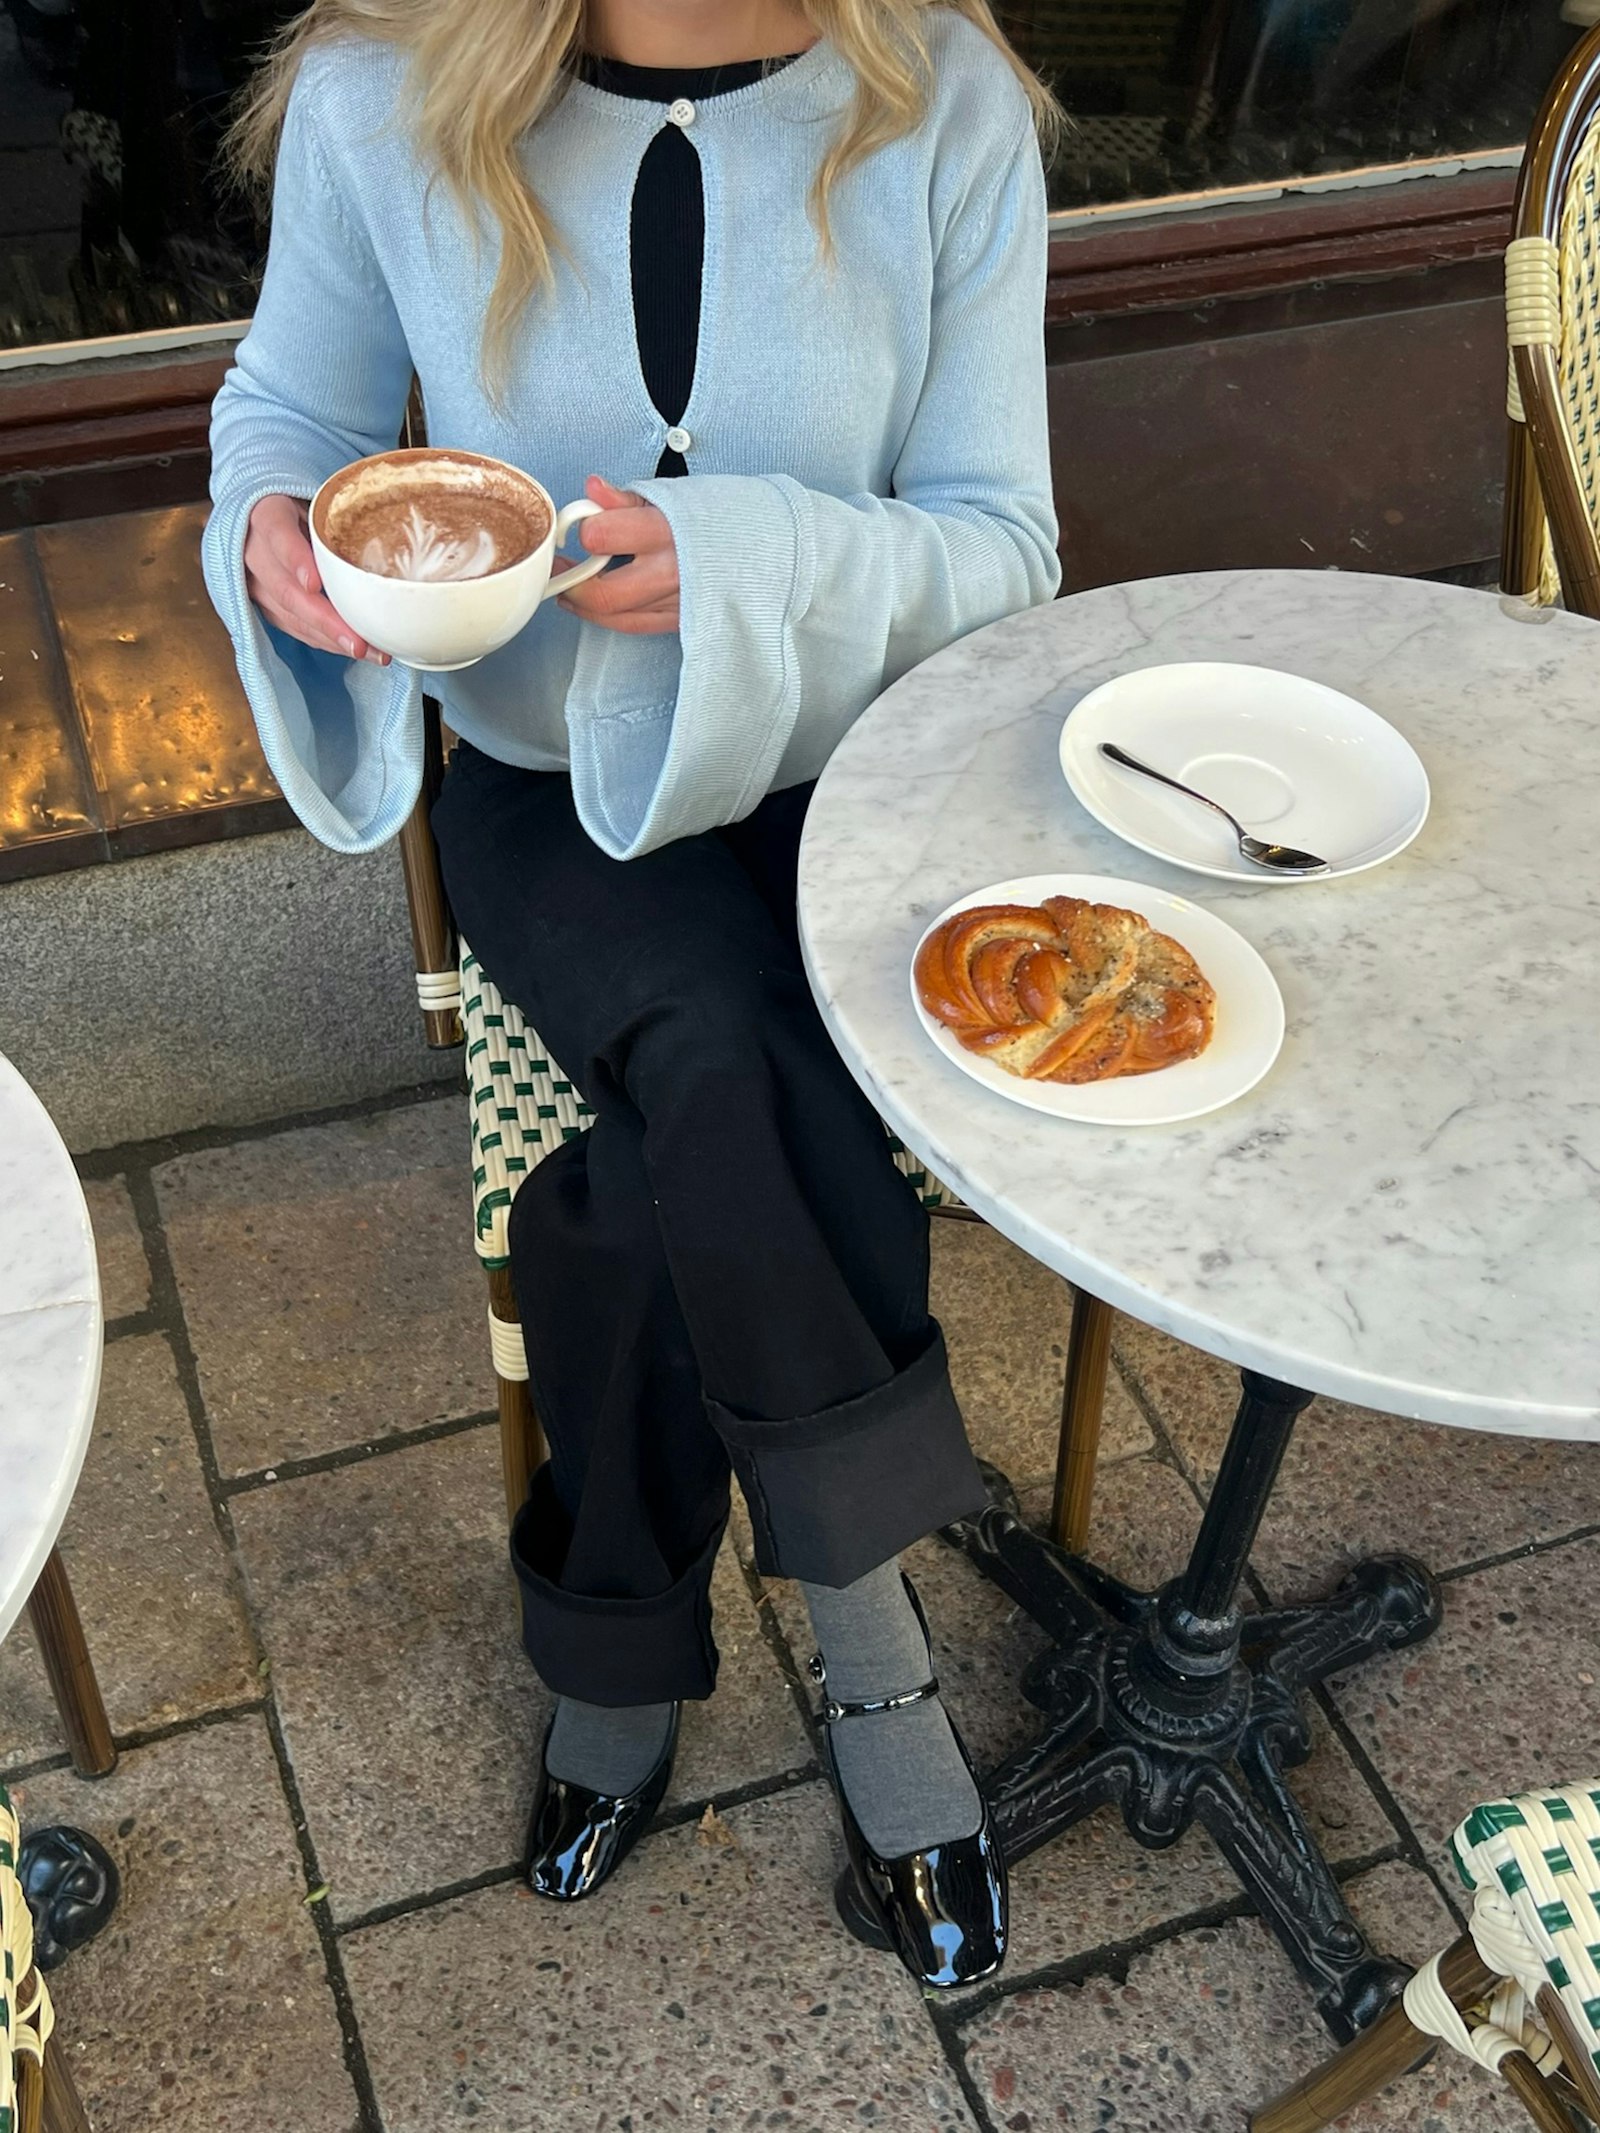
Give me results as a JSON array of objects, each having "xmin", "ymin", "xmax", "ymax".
[{"xmin": 308, "ymin": 448, "xmax": 610, "ymax": 671}]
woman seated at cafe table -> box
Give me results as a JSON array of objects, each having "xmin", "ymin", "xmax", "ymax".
[{"xmin": 204, "ymin": 0, "xmax": 1061, "ymax": 1987}]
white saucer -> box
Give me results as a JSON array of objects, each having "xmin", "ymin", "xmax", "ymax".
[
  {"xmin": 1059, "ymin": 662, "xmax": 1430, "ymax": 883},
  {"xmin": 909, "ymin": 874, "xmax": 1285, "ymax": 1126}
]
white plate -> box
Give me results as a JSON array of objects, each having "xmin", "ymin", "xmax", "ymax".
[
  {"xmin": 1059, "ymin": 662, "xmax": 1430, "ymax": 882},
  {"xmin": 910, "ymin": 874, "xmax": 1285, "ymax": 1126}
]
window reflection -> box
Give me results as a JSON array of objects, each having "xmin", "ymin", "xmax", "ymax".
[
  {"xmin": 1, "ymin": 0, "xmax": 296, "ymax": 348},
  {"xmin": 1012, "ymin": 0, "xmax": 1585, "ymax": 211},
  {"xmin": 0, "ymin": 0, "xmax": 1589, "ymax": 352}
]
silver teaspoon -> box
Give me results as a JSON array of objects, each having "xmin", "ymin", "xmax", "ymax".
[{"xmin": 1098, "ymin": 743, "xmax": 1330, "ymax": 875}]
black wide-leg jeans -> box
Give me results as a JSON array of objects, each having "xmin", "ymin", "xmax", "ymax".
[{"xmin": 432, "ymin": 745, "xmax": 986, "ymax": 1706}]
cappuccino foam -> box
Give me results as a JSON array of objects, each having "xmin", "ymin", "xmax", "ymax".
[{"xmin": 317, "ymin": 450, "xmax": 551, "ymax": 583}]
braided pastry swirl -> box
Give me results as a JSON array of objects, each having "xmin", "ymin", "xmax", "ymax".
[{"xmin": 915, "ymin": 896, "xmax": 1215, "ymax": 1084}]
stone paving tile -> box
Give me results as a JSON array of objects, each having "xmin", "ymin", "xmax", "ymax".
[
  {"xmin": 83, "ymin": 1174, "xmax": 150, "ymax": 1320},
  {"xmin": 1018, "ymin": 1456, "xmax": 1202, "ymax": 1599},
  {"xmin": 1113, "ymin": 1314, "xmax": 1600, "ymax": 1596},
  {"xmin": 667, "ymin": 1543, "xmax": 814, "ymax": 1813},
  {"xmin": 232, "ymin": 1429, "xmax": 808, "ymax": 1924},
  {"xmin": 932, "ymin": 1221, "xmax": 1152, "ymax": 1485},
  {"xmin": 0, "ymin": 1335, "xmax": 256, "ymax": 1768},
  {"xmin": 1250, "ymin": 1400, "xmax": 1600, "ymax": 1602},
  {"xmin": 343, "ymin": 1782, "xmax": 977, "ymax": 2133},
  {"xmin": 1330, "ymin": 1534, "xmax": 1600, "ymax": 1861},
  {"xmin": 16, "ymin": 1717, "xmax": 359, "ymax": 2133},
  {"xmin": 154, "ymin": 1097, "xmax": 486, "ymax": 1473},
  {"xmin": 958, "ymin": 1861, "xmax": 1524, "ymax": 2132},
  {"xmin": 1111, "ymin": 1313, "xmax": 1239, "ymax": 1465},
  {"xmin": 230, "ymin": 1426, "xmax": 544, "ymax": 1923}
]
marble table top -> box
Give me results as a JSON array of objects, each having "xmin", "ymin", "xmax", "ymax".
[
  {"xmin": 0, "ymin": 1050, "xmax": 101, "ymax": 1644},
  {"xmin": 798, "ymin": 570, "xmax": 1600, "ymax": 1440}
]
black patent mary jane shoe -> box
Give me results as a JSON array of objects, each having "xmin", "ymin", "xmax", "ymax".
[
  {"xmin": 523, "ymin": 1705, "xmax": 681, "ymax": 1901},
  {"xmin": 815, "ymin": 1585, "xmax": 1008, "ymax": 1990}
]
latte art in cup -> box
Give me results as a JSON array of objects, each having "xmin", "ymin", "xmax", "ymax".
[
  {"xmin": 364, "ymin": 502, "xmax": 501, "ymax": 582},
  {"xmin": 314, "ymin": 448, "xmax": 553, "ymax": 584},
  {"xmin": 308, "ymin": 446, "xmax": 609, "ymax": 671}
]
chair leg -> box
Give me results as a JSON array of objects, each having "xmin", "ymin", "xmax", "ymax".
[
  {"xmin": 1534, "ymin": 1982, "xmax": 1600, "ymax": 2126},
  {"xmin": 1500, "ymin": 2051, "xmax": 1589, "ymax": 2133},
  {"xmin": 18, "ymin": 2052, "xmax": 44, "ymax": 2133},
  {"xmin": 1500, "ymin": 411, "xmax": 1549, "ymax": 605},
  {"xmin": 26, "ymin": 1550, "xmax": 115, "ymax": 1780},
  {"xmin": 486, "ymin": 1265, "xmax": 545, "ymax": 1524},
  {"xmin": 39, "ymin": 2037, "xmax": 91, "ymax": 2133},
  {"xmin": 1251, "ymin": 1932, "xmax": 1494, "ymax": 2132},
  {"xmin": 1047, "ymin": 1289, "xmax": 1112, "ymax": 1554}
]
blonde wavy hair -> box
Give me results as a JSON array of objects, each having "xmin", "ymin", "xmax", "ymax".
[{"xmin": 231, "ymin": 0, "xmax": 1058, "ymax": 385}]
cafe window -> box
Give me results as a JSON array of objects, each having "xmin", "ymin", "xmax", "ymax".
[
  {"xmin": 1008, "ymin": 0, "xmax": 1588, "ymax": 214},
  {"xmin": 0, "ymin": 0, "xmax": 299, "ymax": 352},
  {"xmin": 0, "ymin": 0, "xmax": 1589, "ymax": 355}
]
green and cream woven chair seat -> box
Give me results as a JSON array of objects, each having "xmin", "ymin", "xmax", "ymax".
[
  {"xmin": 1254, "ymin": 1780, "xmax": 1600, "ymax": 2131},
  {"xmin": 458, "ymin": 943, "xmax": 967, "ymax": 1511},
  {"xmin": 1, "ymin": 1785, "xmax": 52, "ymax": 2133}
]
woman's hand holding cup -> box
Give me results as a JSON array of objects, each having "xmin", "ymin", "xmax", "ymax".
[
  {"xmin": 556, "ymin": 476, "xmax": 680, "ymax": 635},
  {"xmin": 243, "ymin": 494, "xmax": 391, "ymax": 664}
]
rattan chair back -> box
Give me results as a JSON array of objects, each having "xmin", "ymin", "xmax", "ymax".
[{"xmin": 1503, "ymin": 23, "xmax": 1600, "ymax": 618}]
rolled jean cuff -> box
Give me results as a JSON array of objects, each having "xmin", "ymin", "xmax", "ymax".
[
  {"xmin": 709, "ymin": 1323, "xmax": 986, "ymax": 1586},
  {"xmin": 510, "ymin": 1465, "xmax": 725, "ymax": 1703}
]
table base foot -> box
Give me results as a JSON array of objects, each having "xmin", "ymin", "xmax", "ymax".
[
  {"xmin": 20, "ymin": 1825, "xmax": 120, "ymax": 1971},
  {"xmin": 943, "ymin": 1371, "xmax": 1444, "ymax": 2043}
]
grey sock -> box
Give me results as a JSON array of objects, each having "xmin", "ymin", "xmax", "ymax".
[
  {"xmin": 545, "ymin": 1695, "xmax": 676, "ymax": 1793},
  {"xmin": 802, "ymin": 1558, "xmax": 983, "ymax": 1858}
]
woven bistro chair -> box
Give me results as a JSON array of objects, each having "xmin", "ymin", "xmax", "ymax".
[
  {"xmin": 1253, "ymin": 1781, "xmax": 1600, "ymax": 2133},
  {"xmin": 389, "ymin": 400, "xmax": 1113, "ymax": 1540},
  {"xmin": 1, "ymin": 1787, "xmax": 89, "ymax": 2133},
  {"xmin": 1501, "ymin": 20, "xmax": 1600, "ymax": 618}
]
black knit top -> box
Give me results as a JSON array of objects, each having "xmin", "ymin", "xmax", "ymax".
[{"xmin": 580, "ymin": 57, "xmax": 797, "ymax": 476}]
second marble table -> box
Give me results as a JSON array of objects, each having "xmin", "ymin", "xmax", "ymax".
[
  {"xmin": 797, "ymin": 569, "xmax": 1600, "ymax": 2036},
  {"xmin": 1, "ymin": 1048, "xmax": 121, "ymax": 1974}
]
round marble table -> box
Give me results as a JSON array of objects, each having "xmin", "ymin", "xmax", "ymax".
[
  {"xmin": 797, "ymin": 569, "xmax": 1600, "ymax": 2039},
  {"xmin": 800, "ymin": 568, "xmax": 1598, "ymax": 1439},
  {"xmin": 1, "ymin": 1049, "xmax": 120, "ymax": 1978},
  {"xmin": 0, "ymin": 1050, "xmax": 101, "ymax": 1647}
]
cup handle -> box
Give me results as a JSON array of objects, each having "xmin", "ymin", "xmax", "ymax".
[{"xmin": 539, "ymin": 497, "xmax": 610, "ymax": 606}]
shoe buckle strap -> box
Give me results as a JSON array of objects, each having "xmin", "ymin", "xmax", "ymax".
[{"xmin": 808, "ymin": 1653, "xmax": 940, "ymax": 1725}]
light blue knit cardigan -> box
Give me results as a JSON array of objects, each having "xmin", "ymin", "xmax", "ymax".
[{"xmin": 203, "ymin": 17, "xmax": 1061, "ymax": 859}]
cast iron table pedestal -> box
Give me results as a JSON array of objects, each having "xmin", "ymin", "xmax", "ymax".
[{"xmin": 951, "ymin": 1372, "xmax": 1441, "ymax": 2042}]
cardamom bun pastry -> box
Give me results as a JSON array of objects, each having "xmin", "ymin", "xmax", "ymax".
[{"xmin": 914, "ymin": 895, "xmax": 1215, "ymax": 1084}]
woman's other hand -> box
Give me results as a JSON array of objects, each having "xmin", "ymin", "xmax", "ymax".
[
  {"xmin": 243, "ymin": 494, "xmax": 390, "ymax": 664},
  {"xmin": 556, "ymin": 475, "xmax": 680, "ymax": 635}
]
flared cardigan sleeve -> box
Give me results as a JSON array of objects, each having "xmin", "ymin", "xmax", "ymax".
[
  {"xmin": 563, "ymin": 106, "xmax": 1061, "ymax": 860},
  {"xmin": 202, "ymin": 70, "xmax": 422, "ymax": 852}
]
